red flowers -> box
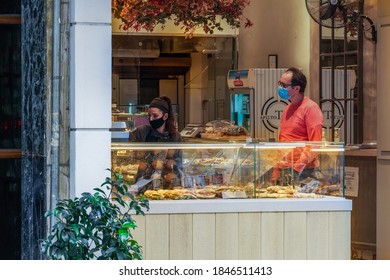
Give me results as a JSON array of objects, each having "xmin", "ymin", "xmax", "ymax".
[{"xmin": 112, "ymin": 0, "xmax": 252, "ymax": 37}]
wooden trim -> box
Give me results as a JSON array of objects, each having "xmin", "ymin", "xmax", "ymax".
[
  {"xmin": 113, "ymin": 57, "xmax": 192, "ymax": 67},
  {"xmin": 0, "ymin": 14, "xmax": 21, "ymax": 25},
  {"xmin": 0, "ymin": 149, "xmax": 22, "ymax": 159}
]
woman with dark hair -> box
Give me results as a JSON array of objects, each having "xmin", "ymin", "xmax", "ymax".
[
  {"xmin": 129, "ymin": 96, "xmax": 183, "ymax": 192},
  {"xmin": 129, "ymin": 96, "xmax": 182, "ymax": 142}
]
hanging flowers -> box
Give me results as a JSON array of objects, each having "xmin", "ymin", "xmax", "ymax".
[
  {"xmin": 333, "ymin": 5, "xmax": 359, "ymax": 38},
  {"xmin": 112, "ymin": 0, "xmax": 253, "ymax": 37}
]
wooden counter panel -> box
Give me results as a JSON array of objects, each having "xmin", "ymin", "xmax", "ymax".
[
  {"xmin": 261, "ymin": 212, "xmax": 284, "ymax": 259},
  {"xmin": 169, "ymin": 214, "xmax": 193, "ymax": 260},
  {"xmin": 144, "ymin": 214, "xmax": 169, "ymax": 260},
  {"xmin": 284, "ymin": 212, "xmax": 307, "ymax": 259},
  {"xmin": 133, "ymin": 210, "xmax": 351, "ymax": 260},
  {"xmin": 216, "ymin": 213, "xmax": 239, "ymax": 259},
  {"xmin": 329, "ymin": 211, "xmax": 351, "ymax": 259},
  {"xmin": 238, "ymin": 213, "xmax": 261, "ymax": 259},
  {"xmin": 307, "ymin": 212, "xmax": 329, "ymax": 259},
  {"xmin": 193, "ymin": 214, "xmax": 216, "ymax": 259}
]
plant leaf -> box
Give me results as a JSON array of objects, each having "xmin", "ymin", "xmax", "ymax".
[
  {"xmin": 118, "ymin": 229, "xmax": 129, "ymax": 242},
  {"xmin": 122, "ymin": 221, "xmax": 136, "ymax": 229},
  {"xmin": 71, "ymin": 224, "xmax": 79, "ymax": 236}
]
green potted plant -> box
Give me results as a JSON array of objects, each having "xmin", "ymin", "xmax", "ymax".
[{"xmin": 41, "ymin": 169, "xmax": 149, "ymax": 260}]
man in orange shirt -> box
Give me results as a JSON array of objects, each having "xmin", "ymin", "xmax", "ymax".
[{"xmin": 271, "ymin": 67, "xmax": 323, "ymax": 184}]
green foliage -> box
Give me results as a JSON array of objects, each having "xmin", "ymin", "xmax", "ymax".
[{"xmin": 41, "ymin": 169, "xmax": 149, "ymax": 260}]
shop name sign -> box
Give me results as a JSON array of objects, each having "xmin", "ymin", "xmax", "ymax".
[
  {"xmin": 260, "ymin": 97, "xmax": 345, "ymax": 134},
  {"xmin": 260, "ymin": 97, "xmax": 288, "ymax": 132},
  {"xmin": 321, "ymin": 100, "xmax": 344, "ymax": 129}
]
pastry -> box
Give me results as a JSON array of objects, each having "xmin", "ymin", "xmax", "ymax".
[
  {"xmin": 195, "ymin": 189, "xmax": 216, "ymax": 199},
  {"xmin": 152, "ymin": 160, "xmax": 164, "ymax": 170}
]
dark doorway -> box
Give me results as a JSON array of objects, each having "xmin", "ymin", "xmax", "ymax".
[{"xmin": 0, "ymin": 1, "xmax": 22, "ymax": 260}]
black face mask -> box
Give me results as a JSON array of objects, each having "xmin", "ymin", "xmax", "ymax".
[{"xmin": 149, "ymin": 116, "xmax": 165, "ymax": 130}]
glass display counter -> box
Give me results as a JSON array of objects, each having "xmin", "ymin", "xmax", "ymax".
[
  {"xmin": 112, "ymin": 141, "xmax": 351, "ymax": 260},
  {"xmin": 111, "ymin": 141, "xmax": 344, "ymax": 200}
]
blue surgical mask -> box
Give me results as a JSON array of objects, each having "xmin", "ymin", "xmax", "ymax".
[{"xmin": 278, "ymin": 87, "xmax": 289, "ymax": 100}]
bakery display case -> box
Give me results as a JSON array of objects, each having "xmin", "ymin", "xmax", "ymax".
[
  {"xmin": 112, "ymin": 141, "xmax": 350, "ymax": 260},
  {"xmin": 111, "ymin": 141, "xmax": 345, "ymax": 200},
  {"xmin": 254, "ymin": 142, "xmax": 344, "ymax": 198},
  {"xmin": 111, "ymin": 142, "xmax": 253, "ymax": 199}
]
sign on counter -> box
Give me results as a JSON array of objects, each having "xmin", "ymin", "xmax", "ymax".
[{"xmin": 345, "ymin": 166, "xmax": 359, "ymax": 197}]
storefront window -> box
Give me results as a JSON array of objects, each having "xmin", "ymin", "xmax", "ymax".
[{"xmin": 112, "ymin": 35, "xmax": 237, "ymax": 133}]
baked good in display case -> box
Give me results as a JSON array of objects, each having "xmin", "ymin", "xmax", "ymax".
[
  {"xmin": 200, "ymin": 120, "xmax": 249, "ymax": 140},
  {"xmin": 111, "ymin": 142, "xmax": 345, "ymax": 200}
]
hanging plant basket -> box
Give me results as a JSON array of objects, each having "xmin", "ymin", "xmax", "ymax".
[{"xmin": 112, "ymin": 0, "xmax": 253, "ymax": 37}]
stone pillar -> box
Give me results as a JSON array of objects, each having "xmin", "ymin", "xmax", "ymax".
[{"xmin": 21, "ymin": 0, "xmax": 47, "ymax": 259}]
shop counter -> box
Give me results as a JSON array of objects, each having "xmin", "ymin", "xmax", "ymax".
[
  {"xmin": 112, "ymin": 141, "xmax": 351, "ymax": 259},
  {"xmin": 131, "ymin": 198, "xmax": 351, "ymax": 260}
]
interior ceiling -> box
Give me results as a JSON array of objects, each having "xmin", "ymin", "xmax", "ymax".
[
  {"xmin": 112, "ymin": 35, "xmax": 231, "ymax": 77},
  {"xmin": 112, "ymin": 35, "xmax": 221, "ymax": 56},
  {"xmin": 113, "ymin": 35, "xmax": 217, "ymax": 77}
]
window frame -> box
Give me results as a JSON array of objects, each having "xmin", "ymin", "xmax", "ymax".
[{"xmin": 318, "ymin": 1, "xmax": 364, "ymax": 144}]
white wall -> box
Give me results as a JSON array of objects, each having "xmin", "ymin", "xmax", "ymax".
[
  {"xmin": 377, "ymin": 0, "xmax": 390, "ymax": 261},
  {"xmin": 238, "ymin": 0, "xmax": 311, "ymax": 94},
  {"xmin": 186, "ymin": 53, "xmax": 209, "ymax": 124},
  {"xmin": 70, "ymin": 0, "xmax": 112, "ymax": 197}
]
